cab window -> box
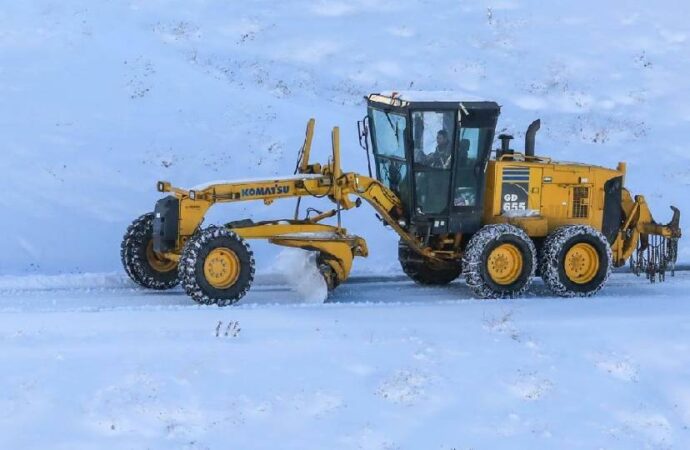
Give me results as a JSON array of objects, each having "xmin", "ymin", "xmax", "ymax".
[
  {"xmin": 411, "ymin": 110, "xmax": 455, "ymax": 214},
  {"xmin": 453, "ymin": 127, "xmax": 492, "ymax": 207}
]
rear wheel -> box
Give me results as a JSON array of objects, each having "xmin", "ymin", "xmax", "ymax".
[
  {"xmin": 121, "ymin": 213, "xmax": 179, "ymax": 289},
  {"xmin": 540, "ymin": 225, "xmax": 612, "ymax": 297},
  {"xmin": 462, "ymin": 224, "xmax": 536, "ymax": 298},
  {"xmin": 398, "ymin": 241, "xmax": 461, "ymax": 285},
  {"xmin": 178, "ymin": 226, "xmax": 255, "ymax": 306}
]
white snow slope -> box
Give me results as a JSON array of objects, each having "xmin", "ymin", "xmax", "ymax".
[
  {"xmin": 3, "ymin": 2, "xmax": 690, "ymax": 449},
  {"xmin": 1, "ymin": 272, "xmax": 690, "ymax": 449},
  {"xmin": 2, "ymin": 0, "xmax": 690, "ymax": 275}
]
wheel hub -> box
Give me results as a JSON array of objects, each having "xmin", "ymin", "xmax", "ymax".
[
  {"xmin": 487, "ymin": 243, "xmax": 523, "ymax": 285},
  {"xmin": 145, "ymin": 240, "xmax": 177, "ymax": 273},
  {"xmin": 564, "ymin": 243, "xmax": 599, "ymax": 284},
  {"xmin": 203, "ymin": 247, "xmax": 240, "ymax": 289}
]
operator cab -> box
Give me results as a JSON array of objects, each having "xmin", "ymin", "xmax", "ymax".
[{"xmin": 364, "ymin": 92, "xmax": 500, "ymax": 235}]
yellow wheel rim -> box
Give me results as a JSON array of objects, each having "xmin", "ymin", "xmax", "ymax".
[
  {"xmin": 487, "ymin": 243, "xmax": 523, "ymax": 285},
  {"xmin": 564, "ymin": 243, "xmax": 599, "ymax": 284},
  {"xmin": 203, "ymin": 247, "xmax": 240, "ymax": 289},
  {"xmin": 145, "ymin": 240, "xmax": 177, "ymax": 273}
]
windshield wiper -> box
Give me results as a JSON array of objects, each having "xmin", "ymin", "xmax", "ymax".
[{"xmin": 384, "ymin": 111, "xmax": 400, "ymax": 140}]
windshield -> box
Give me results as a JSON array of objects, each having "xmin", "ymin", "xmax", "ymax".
[
  {"xmin": 369, "ymin": 108, "xmax": 411, "ymax": 204},
  {"xmin": 370, "ymin": 109, "xmax": 406, "ymax": 159}
]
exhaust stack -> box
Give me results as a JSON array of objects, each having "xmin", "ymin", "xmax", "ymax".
[
  {"xmin": 497, "ymin": 134, "xmax": 514, "ymax": 158},
  {"xmin": 525, "ymin": 119, "xmax": 541, "ymax": 157}
]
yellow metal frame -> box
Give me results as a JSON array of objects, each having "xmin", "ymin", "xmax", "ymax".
[
  {"xmin": 483, "ymin": 155, "xmax": 680, "ymax": 267},
  {"xmin": 156, "ymin": 118, "xmax": 681, "ymax": 286},
  {"xmin": 609, "ymin": 191, "xmax": 681, "ymax": 266},
  {"xmin": 157, "ymin": 119, "xmax": 419, "ymax": 285}
]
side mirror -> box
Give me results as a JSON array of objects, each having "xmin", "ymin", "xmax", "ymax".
[
  {"xmin": 357, "ymin": 115, "xmax": 373, "ymax": 178},
  {"xmin": 357, "ymin": 116, "xmax": 369, "ymax": 150}
]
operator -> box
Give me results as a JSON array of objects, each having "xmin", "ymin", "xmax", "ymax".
[{"xmin": 417, "ymin": 129, "xmax": 452, "ymax": 169}]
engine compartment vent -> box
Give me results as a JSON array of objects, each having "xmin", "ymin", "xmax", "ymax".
[{"xmin": 572, "ymin": 186, "xmax": 590, "ymax": 218}]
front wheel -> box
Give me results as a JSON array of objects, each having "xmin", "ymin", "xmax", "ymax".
[
  {"xmin": 540, "ymin": 225, "xmax": 612, "ymax": 297},
  {"xmin": 178, "ymin": 226, "xmax": 255, "ymax": 306},
  {"xmin": 121, "ymin": 213, "xmax": 179, "ymax": 290},
  {"xmin": 462, "ymin": 224, "xmax": 537, "ymax": 299}
]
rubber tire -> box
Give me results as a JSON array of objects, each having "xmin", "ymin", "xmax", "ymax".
[
  {"xmin": 121, "ymin": 214, "xmax": 148, "ymax": 287},
  {"xmin": 121, "ymin": 213, "xmax": 179, "ymax": 290},
  {"xmin": 398, "ymin": 241, "xmax": 462, "ymax": 285},
  {"xmin": 540, "ymin": 225, "xmax": 612, "ymax": 297},
  {"xmin": 462, "ymin": 224, "xmax": 537, "ymax": 299},
  {"xmin": 178, "ymin": 226, "xmax": 255, "ymax": 306}
]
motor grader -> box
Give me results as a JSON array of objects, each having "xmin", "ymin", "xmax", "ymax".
[{"xmin": 121, "ymin": 92, "xmax": 681, "ymax": 305}]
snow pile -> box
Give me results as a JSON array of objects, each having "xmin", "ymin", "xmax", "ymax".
[{"xmin": 273, "ymin": 248, "xmax": 328, "ymax": 303}]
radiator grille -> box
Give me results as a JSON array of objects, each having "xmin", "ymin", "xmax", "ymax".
[{"xmin": 572, "ymin": 186, "xmax": 589, "ymax": 218}]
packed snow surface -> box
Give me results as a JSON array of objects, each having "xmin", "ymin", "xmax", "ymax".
[{"xmin": 1, "ymin": 272, "xmax": 690, "ymax": 449}]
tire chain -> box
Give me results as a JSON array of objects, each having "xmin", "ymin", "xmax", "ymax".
[
  {"xmin": 125, "ymin": 213, "xmax": 179, "ymax": 290},
  {"xmin": 120, "ymin": 213, "xmax": 152, "ymax": 287},
  {"xmin": 539, "ymin": 225, "xmax": 612, "ymax": 297},
  {"xmin": 178, "ymin": 226, "xmax": 255, "ymax": 306},
  {"xmin": 462, "ymin": 223, "xmax": 537, "ymax": 299}
]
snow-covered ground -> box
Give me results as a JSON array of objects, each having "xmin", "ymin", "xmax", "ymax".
[
  {"xmin": 1, "ymin": 271, "xmax": 690, "ymax": 449},
  {"xmin": 3, "ymin": 1, "xmax": 690, "ymax": 448}
]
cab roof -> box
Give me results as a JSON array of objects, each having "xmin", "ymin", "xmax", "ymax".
[{"xmin": 367, "ymin": 92, "xmax": 500, "ymax": 112}]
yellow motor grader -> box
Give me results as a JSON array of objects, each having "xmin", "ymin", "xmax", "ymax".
[{"xmin": 121, "ymin": 92, "xmax": 681, "ymax": 305}]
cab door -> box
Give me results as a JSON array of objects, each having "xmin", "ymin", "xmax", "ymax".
[
  {"xmin": 448, "ymin": 107, "xmax": 499, "ymax": 233},
  {"xmin": 410, "ymin": 109, "xmax": 457, "ymax": 225}
]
